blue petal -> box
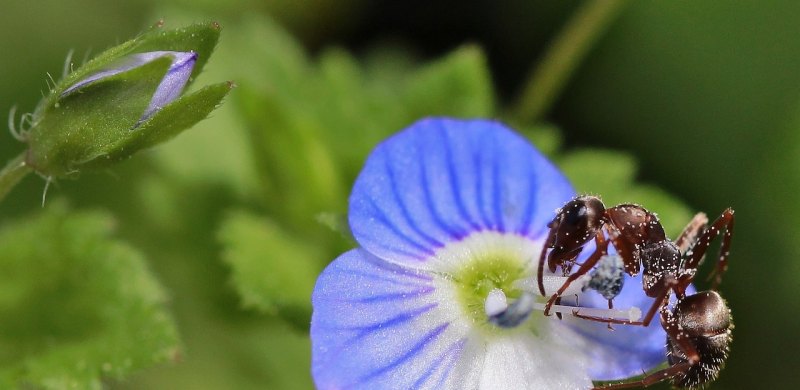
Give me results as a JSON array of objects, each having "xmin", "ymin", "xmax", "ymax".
[
  {"xmin": 139, "ymin": 51, "xmax": 196, "ymax": 124},
  {"xmin": 565, "ymin": 272, "xmax": 698, "ymax": 380},
  {"xmin": 311, "ymin": 249, "xmax": 470, "ymax": 389},
  {"xmin": 349, "ymin": 118, "xmax": 574, "ymax": 267}
]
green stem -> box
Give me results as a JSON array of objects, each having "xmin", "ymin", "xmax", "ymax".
[
  {"xmin": 0, "ymin": 152, "xmax": 33, "ymax": 203},
  {"xmin": 511, "ymin": 0, "xmax": 630, "ymax": 123}
]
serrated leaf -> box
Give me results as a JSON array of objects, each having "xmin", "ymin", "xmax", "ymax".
[
  {"xmin": 403, "ymin": 45, "xmax": 494, "ymax": 118},
  {"xmin": 559, "ymin": 148, "xmax": 692, "ymax": 237},
  {"xmin": 219, "ymin": 210, "xmax": 323, "ymax": 330},
  {"xmin": 0, "ymin": 202, "xmax": 179, "ymax": 389}
]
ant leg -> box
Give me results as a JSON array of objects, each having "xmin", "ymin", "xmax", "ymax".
[
  {"xmin": 675, "ymin": 212, "xmax": 708, "ymax": 253},
  {"xmin": 661, "ymin": 305, "xmax": 701, "ymax": 365},
  {"xmin": 684, "ymin": 208, "xmax": 735, "ymax": 290},
  {"xmin": 544, "ymin": 231, "xmax": 607, "ymax": 316},
  {"xmin": 592, "ymin": 362, "xmax": 693, "ymax": 389},
  {"xmin": 572, "ymin": 276, "xmax": 676, "ymax": 327},
  {"xmin": 592, "ymin": 308, "xmax": 699, "ymax": 389},
  {"xmin": 537, "ymin": 228, "xmax": 557, "ymax": 296}
]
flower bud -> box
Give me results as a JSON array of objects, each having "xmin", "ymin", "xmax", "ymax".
[{"xmin": 21, "ymin": 22, "xmax": 232, "ymax": 177}]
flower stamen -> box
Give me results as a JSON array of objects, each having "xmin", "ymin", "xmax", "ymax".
[{"xmin": 487, "ymin": 272, "xmax": 643, "ymax": 328}]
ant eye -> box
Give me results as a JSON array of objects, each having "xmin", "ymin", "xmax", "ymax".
[{"xmin": 564, "ymin": 204, "xmax": 587, "ymax": 225}]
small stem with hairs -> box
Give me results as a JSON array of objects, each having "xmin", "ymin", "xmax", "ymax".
[{"xmin": 0, "ymin": 152, "xmax": 33, "ymax": 203}]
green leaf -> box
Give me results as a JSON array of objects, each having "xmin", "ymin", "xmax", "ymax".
[
  {"xmin": 403, "ymin": 44, "xmax": 495, "ymax": 119},
  {"xmin": 223, "ymin": 16, "xmax": 497, "ymax": 221},
  {"xmin": 0, "ymin": 202, "xmax": 179, "ymax": 389},
  {"xmin": 558, "ymin": 148, "xmax": 692, "ymax": 237},
  {"xmin": 558, "ymin": 149, "xmax": 637, "ymax": 191},
  {"xmin": 517, "ymin": 122, "xmax": 563, "ymax": 158},
  {"xmin": 218, "ymin": 210, "xmax": 323, "ymax": 331}
]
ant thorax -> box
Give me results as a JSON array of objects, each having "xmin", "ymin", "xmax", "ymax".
[{"xmin": 639, "ymin": 240, "xmax": 681, "ymax": 293}]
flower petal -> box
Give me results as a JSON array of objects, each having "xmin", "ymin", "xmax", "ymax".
[
  {"xmin": 348, "ymin": 118, "xmax": 574, "ymax": 268},
  {"xmin": 139, "ymin": 51, "xmax": 197, "ymax": 123},
  {"xmin": 562, "ymin": 272, "xmax": 697, "ymax": 381},
  {"xmin": 311, "ymin": 249, "xmax": 470, "ymax": 389},
  {"xmin": 311, "ymin": 249, "xmax": 596, "ymax": 389},
  {"xmin": 476, "ymin": 331, "xmax": 593, "ymax": 390}
]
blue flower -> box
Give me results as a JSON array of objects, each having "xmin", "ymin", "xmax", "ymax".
[{"xmin": 311, "ymin": 118, "xmax": 666, "ymax": 389}]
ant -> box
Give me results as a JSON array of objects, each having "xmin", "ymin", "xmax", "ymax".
[
  {"xmin": 535, "ymin": 195, "xmax": 734, "ymax": 328},
  {"xmin": 535, "ymin": 195, "xmax": 735, "ymax": 388}
]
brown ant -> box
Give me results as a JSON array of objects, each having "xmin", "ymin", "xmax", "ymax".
[
  {"xmin": 536, "ymin": 195, "xmax": 733, "ymax": 327},
  {"xmin": 535, "ymin": 195, "xmax": 735, "ymax": 388}
]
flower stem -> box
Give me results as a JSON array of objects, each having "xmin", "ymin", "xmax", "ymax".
[
  {"xmin": 511, "ymin": 0, "xmax": 630, "ymax": 123},
  {"xmin": 0, "ymin": 152, "xmax": 33, "ymax": 203}
]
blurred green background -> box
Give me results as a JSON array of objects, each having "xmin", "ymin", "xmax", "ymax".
[{"xmin": 1, "ymin": 0, "xmax": 798, "ymax": 389}]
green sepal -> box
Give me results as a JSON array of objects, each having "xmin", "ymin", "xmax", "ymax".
[
  {"xmin": 81, "ymin": 81, "xmax": 234, "ymax": 170},
  {"xmin": 27, "ymin": 57, "xmax": 172, "ymax": 176},
  {"xmin": 24, "ymin": 22, "xmax": 225, "ymax": 178},
  {"xmin": 39, "ymin": 21, "xmax": 220, "ymax": 110}
]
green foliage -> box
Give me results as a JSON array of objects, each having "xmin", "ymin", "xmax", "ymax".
[
  {"xmin": 219, "ymin": 211, "xmax": 322, "ymax": 330},
  {"xmin": 23, "ymin": 22, "xmax": 229, "ymax": 178},
  {"xmin": 0, "ymin": 203, "xmax": 178, "ymax": 389},
  {"xmin": 558, "ymin": 149, "xmax": 692, "ymax": 237},
  {"xmin": 233, "ymin": 17, "xmax": 495, "ymax": 226},
  {"xmin": 0, "ymin": 11, "xmax": 698, "ymax": 390},
  {"xmin": 215, "ymin": 16, "xmax": 499, "ymax": 326}
]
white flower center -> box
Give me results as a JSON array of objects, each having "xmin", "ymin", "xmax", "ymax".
[{"xmin": 426, "ymin": 231, "xmax": 641, "ymax": 332}]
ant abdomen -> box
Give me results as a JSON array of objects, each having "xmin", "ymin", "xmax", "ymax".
[{"xmin": 666, "ymin": 291, "xmax": 732, "ymax": 388}]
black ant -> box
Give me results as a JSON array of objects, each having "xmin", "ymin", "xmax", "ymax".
[{"xmin": 535, "ymin": 195, "xmax": 735, "ymax": 388}]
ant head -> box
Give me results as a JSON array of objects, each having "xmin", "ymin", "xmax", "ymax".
[{"xmin": 546, "ymin": 196, "xmax": 605, "ymax": 270}]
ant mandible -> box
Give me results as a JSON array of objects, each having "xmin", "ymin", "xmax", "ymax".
[{"xmin": 535, "ymin": 195, "xmax": 734, "ymax": 328}]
